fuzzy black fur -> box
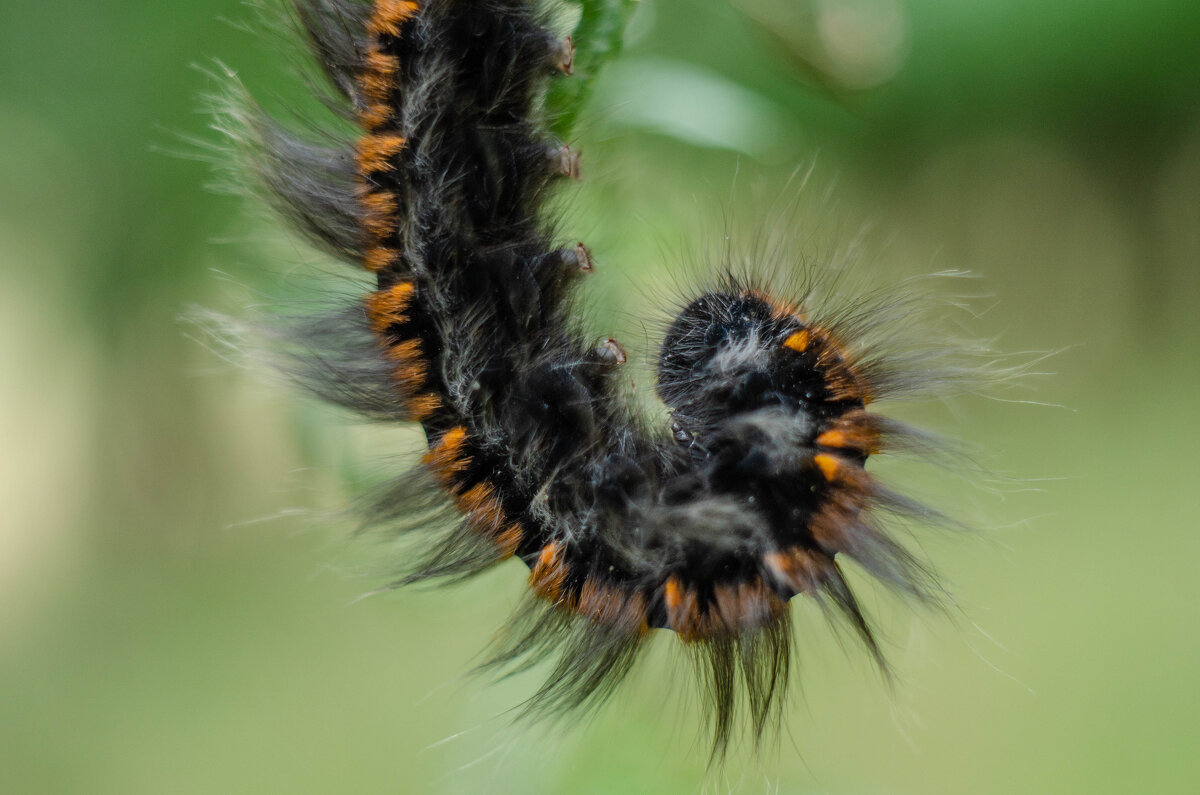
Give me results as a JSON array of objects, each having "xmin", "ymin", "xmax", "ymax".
[{"xmin": 227, "ymin": 0, "xmax": 974, "ymax": 757}]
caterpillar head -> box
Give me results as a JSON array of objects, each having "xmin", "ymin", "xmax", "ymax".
[
  {"xmin": 657, "ymin": 289, "xmax": 870, "ymax": 449},
  {"xmin": 652, "ymin": 287, "xmax": 918, "ymax": 667}
]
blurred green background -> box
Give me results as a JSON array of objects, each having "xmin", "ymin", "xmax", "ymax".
[{"xmin": 2, "ymin": 0, "xmax": 1198, "ymax": 792}]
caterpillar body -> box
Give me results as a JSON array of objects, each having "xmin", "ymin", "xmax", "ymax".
[{"xmin": 231, "ymin": 0, "xmax": 966, "ymax": 754}]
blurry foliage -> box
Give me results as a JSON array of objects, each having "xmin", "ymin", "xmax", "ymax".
[
  {"xmin": 1, "ymin": 0, "xmax": 1198, "ymax": 792},
  {"xmin": 547, "ymin": 0, "xmax": 640, "ymax": 138}
]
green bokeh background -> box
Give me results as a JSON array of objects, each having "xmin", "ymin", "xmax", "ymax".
[{"xmin": 2, "ymin": 0, "xmax": 1198, "ymax": 792}]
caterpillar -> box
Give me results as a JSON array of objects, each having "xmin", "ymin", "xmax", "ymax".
[{"xmin": 223, "ymin": 0, "xmax": 978, "ymax": 755}]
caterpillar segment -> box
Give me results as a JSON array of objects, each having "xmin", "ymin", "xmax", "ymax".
[{"xmin": 239, "ymin": 0, "xmax": 954, "ymax": 754}]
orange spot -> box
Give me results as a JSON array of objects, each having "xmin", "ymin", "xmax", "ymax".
[
  {"xmin": 363, "ymin": 246, "xmax": 399, "ymax": 272},
  {"xmin": 495, "ymin": 524, "xmax": 523, "ymax": 558},
  {"xmin": 360, "ymin": 103, "xmax": 391, "ymax": 130},
  {"xmin": 356, "ymin": 43, "xmax": 400, "ymax": 132},
  {"xmin": 824, "ymin": 374, "xmax": 866, "ymax": 403},
  {"xmin": 358, "ymin": 47, "xmax": 400, "ymax": 108},
  {"xmin": 813, "ymin": 453, "xmax": 841, "ymax": 482},
  {"xmin": 359, "ymin": 308, "xmax": 432, "ymax": 406},
  {"xmin": 388, "ymin": 340, "xmax": 429, "ymax": 389},
  {"xmin": 364, "ymin": 46, "xmax": 398, "ymax": 72},
  {"xmin": 667, "ymin": 575, "xmax": 788, "ymax": 641},
  {"xmin": 437, "ymin": 426, "xmax": 466, "ymax": 449},
  {"xmin": 711, "ymin": 584, "xmax": 748, "ymax": 633},
  {"xmin": 763, "ymin": 548, "xmax": 828, "ymax": 594},
  {"xmin": 384, "ymin": 337, "xmax": 421, "ymax": 361},
  {"xmin": 663, "ymin": 577, "xmax": 682, "ymax": 610},
  {"xmin": 741, "ymin": 578, "xmax": 786, "ymax": 623},
  {"xmin": 364, "ymin": 282, "xmax": 414, "ymax": 333},
  {"xmin": 406, "ymin": 393, "xmax": 440, "ymax": 421},
  {"xmin": 368, "ymin": 0, "xmax": 419, "ymax": 38},
  {"xmin": 577, "ymin": 578, "xmax": 606, "ymax": 621},
  {"xmin": 579, "ymin": 578, "xmax": 648, "ymax": 634},
  {"xmin": 763, "ymin": 552, "xmax": 792, "ymax": 582},
  {"xmin": 360, "ymin": 190, "xmax": 399, "ymax": 238},
  {"xmin": 356, "ymin": 133, "xmax": 406, "ymax": 174},
  {"xmin": 783, "ymin": 330, "xmax": 809, "ymax": 353},
  {"xmin": 816, "ymin": 412, "xmax": 881, "ymax": 455},
  {"xmin": 458, "ymin": 482, "xmax": 514, "ymax": 552},
  {"xmin": 458, "ymin": 481, "xmax": 500, "ymax": 518},
  {"xmin": 809, "ymin": 494, "xmax": 869, "ymax": 551},
  {"xmin": 393, "ymin": 357, "xmax": 428, "ymax": 387},
  {"xmin": 805, "ymin": 325, "xmax": 871, "ymax": 404},
  {"xmin": 423, "ymin": 426, "xmax": 469, "ymax": 485},
  {"xmin": 530, "ymin": 542, "xmax": 568, "ymax": 602},
  {"xmin": 663, "ymin": 577, "xmax": 701, "ymax": 641},
  {"xmin": 815, "ymin": 429, "xmax": 847, "ymax": 448}
]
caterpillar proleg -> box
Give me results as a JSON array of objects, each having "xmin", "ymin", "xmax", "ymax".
[{"xmin": 224, "ymin": 0, "xmax": 983, "ymax": 755}]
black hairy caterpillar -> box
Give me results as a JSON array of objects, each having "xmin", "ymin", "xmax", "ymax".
[{"xmin": 224, "ymin": 0, "xmax": 983, "ymax": 755}]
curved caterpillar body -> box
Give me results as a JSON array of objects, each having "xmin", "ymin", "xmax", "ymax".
[{"xmin": 234, "ymin": 0, "xmax": 958, "ymax": 753}]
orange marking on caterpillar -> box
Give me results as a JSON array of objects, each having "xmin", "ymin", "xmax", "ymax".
[
  {"xmin": 423, "ymin": 426, "xmax": 470, "ymax": 485},
  {"xmin": 664, "ymin": 576, "xmax": 682, "ymax": 610},
  {"xmin": 530, "ymin": 541, "xmax": 568, "ymax": 602},
  {"xmin": 744, "ymin": 578, "xmax": 785, "ymax": 624},
  {"xmin": 392, "ymin": 359, "xmax": 429, "ymax": 392},
  {"xmin": 458, "ymin": 482, "xmax": 517, "ymax": 552},
  {"xmin": 824, "ymin": 371, "xmax": 868, "ymax": 403},
  {"xmin": 670, "ymin": 579, "xmax": 782, "ymax": 640},
  {"xmin": 806, "ymin": 325, "xmax": 871, "ymax": 404},
  {"xmin": 360, "ymin": 190, "xmax": 399, "ymax": 238},
  {"xmin": 805, "ymin": 325, "xmax": 841, "ymax": 364},
  {"xmin": 762, "ymin": 552, "xmax": 798, "ymax": 592},
  {"xmin": 664, "ymin": 577, "xmax": 701, "ymax": 641},
  {"xmin": 810, "ymin": 498, "xmax": 862, "ymax": 552},
  {"xmin": 368, "ymin": 0, "xmax": 419, "ymax": 38},
  {"xmin": 711, "ymin": 582, "xmax": 777, "ymax": 634},
  {"xmin": 811, "ymin": 504, "xmax": 849, "ymax": 554},
  {"xmin": 406, "ymin": 393, "xmax": 440, "ymax": 422},
  {"xmin": 816, "ymin": 429, "xmax": 848, "ymax": 448},
  {"xmin": 364, "ymin": 246, "xmax": 400, "ymax": 272},
  {"xmin": 356, "ymin": 133, "xmax": 407, "ymax": 174},
  {"xmin": 386, "ymin": 339, "xmax": 429, "ymax": 387},
  {"xmin": 578, "ymin": 578, "xmax": 649, "ymax": 634},
  {"xmin": 813, "ymin": 453, "xmax": 841, "ymax": 482},
  {"xmin": 720, "ymin": 579, "xmax": 787, "ymax": 632},
  {"xmin": 383, "ymin": 337, "xmax": 422, "ymax": 363},
  {"xmin": 360, "ymin": 47, "xmax": 400, "ymax": 102},
  {"xmin": 783, "ymin": 330, "xmax": 809, "ymax": 353},
  {"xmin": 457, "ymin": 481, "xmax": 502, "ymax": 521},
  {"xmin": 356, "ymin": 46, "xmax": 400, "ymax": 130},
  {"xmin": 816, "ymin": 411, "xmax": 881, "ymax": 455},
  {"xmin": 763, "ymin": 548, "xmax": 829, "ymax": 595},
  {"xmin": 495, "ymin": 523, "xmax": 523, "ymax": 558},
  {"xmin": 809, "ymin": 455, "xmax": 874, "ymax": 551},
  {"xmin": 364, "ymin": 282, "xmax": 414, "ymax": 333},
  {"xmin": 360, "ymin": 103, "xmax": 392, "ymax": 131}
]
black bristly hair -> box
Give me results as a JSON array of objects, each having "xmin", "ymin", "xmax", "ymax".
[{"xmin": 222, "ymin": 0, "xmax": 981, "ymax": 758}]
